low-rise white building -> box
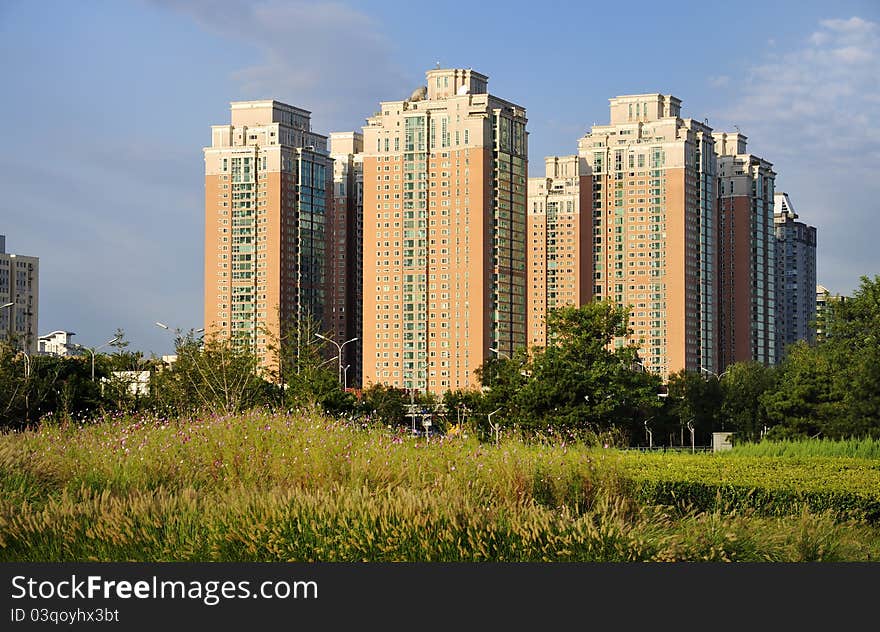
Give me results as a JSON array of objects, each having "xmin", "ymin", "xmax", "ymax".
[{"xmin": 38, "ymin": 330, "xmax": 77, "ymax": 356}]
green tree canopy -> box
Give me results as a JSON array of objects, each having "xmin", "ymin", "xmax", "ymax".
[{"xmin": 480, "ymin": 302, "xmax": 661, "ymax": 441}]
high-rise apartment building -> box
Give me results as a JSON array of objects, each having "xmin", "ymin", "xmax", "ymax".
[
  {"xmin": 775, "ymin": 192, "xmax": 817, "ymax": 355},
  {"xmin": 526, "ymin": 155, "xmax": 591, "ymax": 348},
  {"xmin": 0, "ymin": 235, "xmax": 39, "ymax": 355},
  {"xmin": 328, "ymin": 132, "xmax": 364, "ymax": 388},
  {"xmin": 362, "ymin": 68, "xmax": 528, "ymax": 393},
  {"xmin": 714, "ymin": 132, "xmax": 777, "ymax": 368},
  {"xmin": 204, "ymin": 100, "xmax": 332, "ymax": 366},
  {"xmin": 577, "ymin": 95, "xmax": 717, "ymax": 378}
]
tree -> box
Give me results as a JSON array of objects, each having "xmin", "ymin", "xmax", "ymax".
[
  {"xmin": 100, "ymin": 328, "xmax": 153, "ymax": 412},
  {"xmin": 153, "ymin": 332, "xmax": 268, "ymax": 416},
  {"xmin": 494, "ymin": 302, "xmax": 662, "ymax": 440},
  {"xmin": 827, "ymin": 275, "xmax": 880, "ymax": 435},
  {"xmin": 721, "ymin": 362, "xmax": 776, "ymax": 442},
  {"xmin": 761, "ymin": 276, "xmax": 880, "ymax": 440},
  {"xmin": 666, "ymin": 369, "xmax": 722, "ymax": 445},
  {"xmin": 268, "ymin": 316, "xmax": 355, "ymax": 414},
  {"xmin": 0, "ymin": 344, "xmax": 99, "ymax": 429},
  {"xmin": 474, "ymin": 348, "xmax": 529, "ymax": 419},
  {"xmin": 360, "ymin": 383, "xmax": 409, "ymax": 426},
  {"xmin": 441, "ymin": 388, "xmax": 483, "ymax": 431}
]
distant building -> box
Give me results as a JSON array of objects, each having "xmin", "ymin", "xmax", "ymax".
[
  {"xmin": 714, "ymin": 132, "xmax": 777, "ymax": 369},
  {"xmin": 38, "ymin": 330, "xmax": 77, "ymax": 356},
  {"xmin": 578, "ymin": 94, "xmax": 717, "ymax": 378},
  {"xmin": 526, "ymin": 155, "xmax": 591, "ymax": 348},
  {"xmin": 815, "ymin": 284, "xmax": 846, "ymax": 343},
  {"xmin": 329, "ymin": 132, "xmax": 365, "ymax": 388},
  {"xmin": 105, "ymin": 371, "xmax": 151, "ymax": 397},
  {"xmin": 0, "ymin": 235, "xmax": 39, "ymax": 355},
  {"xmin": 203, "ymin": 100, "xmax": 333, "ymax": 369},
  {"xmin": 774, "ymin": 193, "xmax": 817, "ymax": 356},
  {"xmin": 361, "ymin": 67, "xmax": 528, "ymax": 393}
]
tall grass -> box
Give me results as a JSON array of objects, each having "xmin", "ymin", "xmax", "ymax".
[
  {"xmin": 729, "ymin": 437, "xmax": 880, "ymax": 459},
  {"xmin": 2, "ymin": 484, "xmax": 875, "ymax": 562},
  {"xmin": 1, "ymin": 410, "xmax": 879, "ymax": 561}
]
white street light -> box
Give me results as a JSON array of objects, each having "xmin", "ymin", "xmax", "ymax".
[
  {"xmin": 487, "ymin": 408, "xmax": 503, "ymax": 446},
  {"xmin": 156, "ymin": 322, "xmax": 205, "ymax": 336},
  {"xmin": 700, "ymin": 366, "xmax": 729, "ymax": 380},
  {"xmin": 489, "ymin": 347, "xmax": 511, "ymax": 360},
  {"xmin": 319, "ymin": 355, "xmax": 339, "ymax": 368},
  {"xmin": 71, "ymin": 337, "xmax": 120, "ymax": 382},
  {"xmin": 315, "ymin": 333, "xmax": 358, "ymax": 388}
]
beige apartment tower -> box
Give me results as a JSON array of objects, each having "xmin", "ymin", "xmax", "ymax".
[
  {"xmin": 362, "ymin": 68, "xmax": 528, "ymax": 393},
  {"xmin": 714, "ymin": 132, "xmax": 777, "ymax": 368},
  {"xmin": 0, "ymin": 235, "xmax": 39, "ymax": 355},
  {"xmin": 204, "ymin": 100, "xmax": 332, "ymax": 366},
  {"xmin": 578, "ymin": 94, "xmax": 717, "ymax": 378},
  {"xmin": 526, "ymin": 156, "xmax": 591, "ymax": 348}
]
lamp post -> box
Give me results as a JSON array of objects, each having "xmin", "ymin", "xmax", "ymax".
[
  {"xmin": 644, "ymin": 418, "xmax": 653, "ymax": 449},
  {"xmin": 487, "ymin": 408, "xmax": 503, "ymax": 446},
  {"xmin": 343, "ymin": 364, "xmax": 350, "ymax": 391},
  {"xmin": 155, "ymin": 322, "xmax": 204, "ymax": 358},
  {"xmin": 700, "ymin": 366, "xmax": 729, "ymax": 380},
  {"xmin": 156, "ymin": 322, "xmax": 205, "ymax": 338},
  {"xmin": 687, "ymin": 419, "xmax": 695, "ymax": 453},
  {"xmin": 700, "ymin": 367, "xmax": 728, "ymax": 431},
  {"xmin": 489, "ymin": 347, "xmax": 510, "ymax": 361},
  {"xmin": 155, "ymin": 323, "xmax": 205, "ymax": 379},
  {"xmin": 71, "ymin": 337, "xmax": 120, "ymax": 382},
  {"xmin": 315, "ymin": 333, "xmax": 358, "ymax": 388}
]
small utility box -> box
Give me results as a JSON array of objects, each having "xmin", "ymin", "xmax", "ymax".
[{"xmin": 712, "ymin": 432, "xmax": 734, "ymax": 452}]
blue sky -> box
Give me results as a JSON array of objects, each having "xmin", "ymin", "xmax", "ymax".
[{"xmin": 1, "ymin": 0, "xmax": 877, "ymax": 355}]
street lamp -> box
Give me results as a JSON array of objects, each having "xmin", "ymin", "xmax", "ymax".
[
  {"xmin": 487, "ymin": 408, "xmax": 503, "ymax": 446},
  {"xmin": 156, "ymin": 322, "xmax": 205, "ymax": 337},
  {"xmin": 71, "ymin": 337, "xmax": 120, "ymax": 382},
  {"xmin": 20, "ymin": 349, "xmax": 31, "ymax": 379},
  {"xmin": 489, "ymin": 347, "xmax": 510, "ymax": 360},
  {"xmin": 644, "ymin": 418, "xmax": 653, "ymax": 449},
  {"xmin": 343, "ymin": 364, "xmax": 350, "ymax": 391},
  {"xmin": 155, "ymin": 322, "xmax": 204, "ymax": 357},
  {"xmin": 315, "ymin": 333, "xmax": 358, "ymax": 388},
  {"xmin": 687, "ymin": 419, "xmax": 696, "ymax": 453},
  {"xmin": 700, "ymin": 366, "xmax": 729, "ymax": 380}
]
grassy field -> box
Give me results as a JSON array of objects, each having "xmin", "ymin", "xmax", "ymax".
[
  {"xmin": 729, "ymin": 437, "xmax": 880, "ymax": 459},
  {"xmin": 1, "ymin": 409, "xmax": 879, "ymax": 562}
]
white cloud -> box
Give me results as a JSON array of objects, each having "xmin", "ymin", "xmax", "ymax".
[
  {"xmin": 718, "ymin": 16, "xmax": 879, "ymax": 166},
  {"xmin": 711, "ymin": 16, "xmax": 880, "ymax": 294},
  {"xmin": 153, "ymin": 0, "xmax": 411, "ymax": 132}
]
